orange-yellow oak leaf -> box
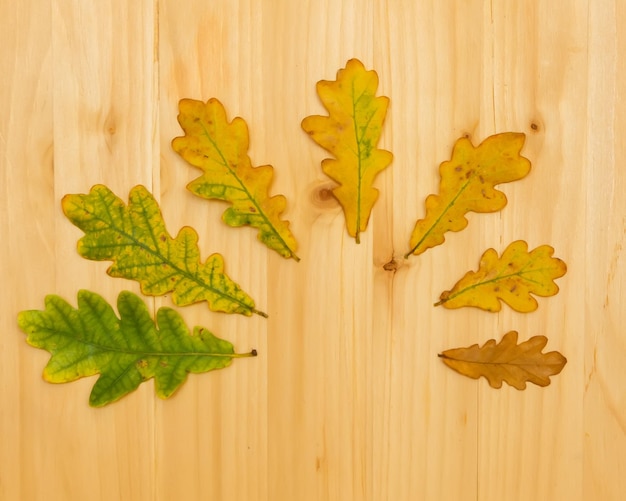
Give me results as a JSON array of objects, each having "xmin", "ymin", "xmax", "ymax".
[
  {"xmin": 172, "ymin": 98, "xmax": 299, "ymax": 261},
  {"xmin": 439, "ymin": 331, "xmax": 567, "ymax": 389},
  {"xmin": 405, "ymin": 133, "xmax": 531, "ymax": 257},
  {"xmin": 436, "ymin": 240, "xmax": 567, "ymax": 312},
  {"xmin": 301, "ymin": 58, "xmax": 393, "ymax": 243}
]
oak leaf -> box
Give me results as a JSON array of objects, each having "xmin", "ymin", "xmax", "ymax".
[
  {"xmin": 301, "ymin": 58, "xmax": 393, "ymax": 243},
  {"xmin": 62, "ymin": 184, "xmax": 265, "ymax": 317},
  {"xmin": 405, "ymin": 133, "xmax": 531, "ymax": 257},
  {"xmin": 439, "ymin": 331, "xmax": 567, "ymax": 389},
  {"xmin": 17, "ymin": 290, "xmax": 257, "ymax": 407},
  {"xmin": 172, "ymin": 98, "xmax": 299, "ymax": 261},
  {"xmin": 436, "ymin": 240, "xmax": 567, "ymax": 312}
]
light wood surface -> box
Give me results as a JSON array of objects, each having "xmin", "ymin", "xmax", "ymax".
[{"xmin": 1, "ymin": 1, "xmax": 624, "ymax": 500}]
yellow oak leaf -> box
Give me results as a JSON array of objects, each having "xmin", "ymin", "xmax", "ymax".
[
  {"xmin": 405, "ymin": 133, "xmax": 531, "ymax": 257},
  {"xmin": 172, "ymin": 98, "xmax": 299, "ymax": 261},
  {"xmin": 436, "ymin": 240, "xmax": 567, "ymax": 312},
  {"xmin": 301, "ymin": 58, "xmax": 393, "ymax": 243},
  {"xmin": 439, "ymin": 331, "xmax": 567, "ymax": 389}
]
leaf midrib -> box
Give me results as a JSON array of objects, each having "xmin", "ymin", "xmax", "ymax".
[
  {"xmin": 436, "ymin": 264, "xmax": 556, "ymax": 306},
  {"xmin": 83, "ymin": 188, "xmax": 261, "ymax": 316},
  {"xmin": 197, "ymin": 121, "xmax": 299, "ymax": 260},
  {"xmin": 406, "ymin": 176, "xmax": 473, "ymax": 258},
  {"xmin": 439, "ymin": 354, "xmax": 545, "ymax": 368},
  {"xmin": 39, "ymin": 324, "xmax": 240, "ymax": 361},
  {"xmin": 350, "ymin": 79, "xmax": 378, "ymax": 244}
]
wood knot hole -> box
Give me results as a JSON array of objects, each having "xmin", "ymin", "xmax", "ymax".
[{"xmin": 383, "ymin": 258, "xmax": 398, "ymax": 272}]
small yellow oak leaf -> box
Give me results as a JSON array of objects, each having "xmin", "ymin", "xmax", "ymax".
[
  {"xmin": 406, "ymin": 133, "xmax": 531, "ymax": 257},
  {"xmin": 302, "ymin": 58, "xmax": 393, "ymax": 243},
  {"xmin": 436, "ymin": 240, "xmax": 567, "ymax": 312},
  {"xmin": 439, "ymin": 331, "xmax": 567, "ymax": 389}
]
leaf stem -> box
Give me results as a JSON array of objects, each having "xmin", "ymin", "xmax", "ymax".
[
  {"xmin": 232, "ymin": 349, "xmax": 258, "ymax": 358},
  {"xmin": 252, "ymin": 308, "xmax": 269, "ymax": 318}
]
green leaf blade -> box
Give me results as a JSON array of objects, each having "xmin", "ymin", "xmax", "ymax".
[
  {"xmin": 62, "ymin": 184, "xmax": 264, "ymax": 317},
  {"xmin": 18, "ymin": 290, "xmax": 255, "ymax": 407}
]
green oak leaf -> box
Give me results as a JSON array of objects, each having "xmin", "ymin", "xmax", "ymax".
[
  {"xmin": 17, "ymin": 290, "xmax": 257, "ymax": 407},
  {"xmin": 62, "ymin": 184, "xmax": 266, "ymax": 317}
]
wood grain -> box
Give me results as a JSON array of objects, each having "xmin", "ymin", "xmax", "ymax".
[{"xmin": 1, "ymin": 1, "xmax": 624, "ymax": 500}]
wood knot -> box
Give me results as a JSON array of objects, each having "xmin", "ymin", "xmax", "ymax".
[
  {"xmin": 383, "ymin": 259, "xmax": 397, "ymax": 271},
  {"xmin": 310, "ymin": 182, "xmax": 339, "ymax": 209},
  {"xmin": 383, "ymin": 257, "xmax": 403, "ymax": 272}
]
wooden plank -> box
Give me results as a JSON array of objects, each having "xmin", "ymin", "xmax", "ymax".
[
  {"xmin": 50, "ymin": 1, "xmax": 158, "ymax": 499},
  {"xmin": 1, "ymin": 1, "xmax": 157, "ymax": 499},
  {"xmin": 0, "ymin": 2, "xmax": 54, "ymax": 500},
  {"xmin": 1, "ymin": 1, "xmax": 625, "ymax": 500},
  {"xmin": 477, "ymin": 1, "xmax": 588, "ymax": 500},
  {"xmin": 371, "ymin": 1, "xmax": 486, "ymax": 499},
  {"xmin": 157, "ymin": 1, "xmax": 270, "ymax": 499},
  {"xmin": 584, "ymin": 1, "xmax": 626, "ymax": 499}
]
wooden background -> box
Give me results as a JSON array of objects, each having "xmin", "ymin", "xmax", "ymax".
[{"xmin": 1, "ymin": 1, "xmax": 624, "ymax": 500}]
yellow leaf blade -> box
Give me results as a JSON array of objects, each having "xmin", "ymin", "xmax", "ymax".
[
  {"xmin": 172, "ymin": 98, "xmax": 299, "ymax": 260},
  {"xmin": 439, "ymin": 331, "xmax": 567, "ymax": 389},
  {"xmin": 62, "ymin": 185, "xmax": 265, "ymax": 317},
  {"xmin": 301, "ymin": 59, "xmax": 393, "ymax": 243},
  {"xmin": 436, "ymin": 240, "xmax": 567, "ymax": 312},
  {"xmin": 406, "ymin": 133, "xmax": 531, "ymax": 257}
]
